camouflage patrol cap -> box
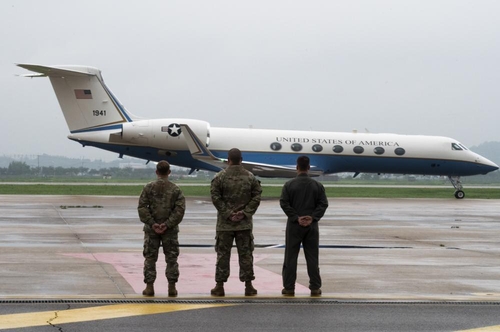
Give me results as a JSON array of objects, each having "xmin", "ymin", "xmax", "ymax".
[{"xmin": 156, "ymin": 160, "xmax": 171, "ymax": 175}]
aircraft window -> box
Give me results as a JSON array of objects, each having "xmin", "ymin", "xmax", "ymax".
[
  {"xmin": 459, "ymin": 144, "xmax": 468, "ymax": 150},
  {"xmin": 161, "ymin": 127, "xmax": 169, "ymax": 132},
  {"xmin": 374, "ymin": 147, "xmax": 385, "ymax": 155},
  {"xmin": 291, "ymin": 143, "xmax": 303, "ymax": 152},
  {"xmin": 395, "ymin": 148, "xmax": 406, "ymax": 156},
  {"xmin": 312, "ymin": 144, "xmax": 323, "ymax": 152},
  {"xmin": 270, "ymin": 142, "xmax": 282, "ymax": 151},
  {"xmin": 333, "ymin": 145, "xmax": 343, "ymax": 153},
  {"xmin": 451, "ymin": 143, "xmax": 463, "ymax": 151},
  {"xmin": 353, "ymin": 146, "xmax": 364, "ymax": 154}
]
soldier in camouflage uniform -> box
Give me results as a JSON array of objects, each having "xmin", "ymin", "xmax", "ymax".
[
  {"xmin": 210, "ymin": 148, "xmax": 262, "ymax": 296},
  {"xmin": 138, "ymin": 160, "xmax": 185, "ymax": 297}
]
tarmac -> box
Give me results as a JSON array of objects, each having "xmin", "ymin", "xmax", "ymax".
[{"xmin": 1, "ymin": 194, "xmax": 500, "ymax": 301}]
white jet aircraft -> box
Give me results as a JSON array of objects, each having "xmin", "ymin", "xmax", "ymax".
[{"xmin": 17, "ymin": 64, "xmax": 499, "ymax": 199}]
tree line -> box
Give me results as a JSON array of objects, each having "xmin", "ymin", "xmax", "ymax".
[
  {"xmin": 1, "ymin": 161, "xmax": 499, "ymax": 184},
  {"xmin": 0, "ymin": 161, "xmax": 204, "ymax": 180}
]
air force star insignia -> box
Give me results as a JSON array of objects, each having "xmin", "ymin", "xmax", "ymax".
[{"xmin": 167, "ymin": 123, "xmax": 181, "ymax": 137}]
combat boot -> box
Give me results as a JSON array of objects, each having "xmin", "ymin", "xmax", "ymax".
[
  {"xmin": 142, "ymin": 283, "xmax": 154, "ymax": 296},
  {"xmin": 310, "ymin": 288, "xmax": 322, "ymax": 297},
  {"xmin": 168, "ymin": 282, "xmax": 178, "ymax": 297},
  {"xmin": 210, "ymin": 282, "xmax": 225, "ymax": 296},
  {"xmin": 281, "ymin": 288, "xmax": 295, "ymax": 296},
  {"xmin": 244, "ymin": 281, "xmax": 257, "ymax": 296}
]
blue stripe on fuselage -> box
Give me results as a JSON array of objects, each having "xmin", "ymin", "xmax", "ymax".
[{"xmin": 210, "ymin": 150, "xmax": 496, "ymax": 177}]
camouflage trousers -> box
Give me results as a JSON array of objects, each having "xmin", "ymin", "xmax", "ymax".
[
  {"xmin": 143, "ymin": 231, "xmax": 179, "ymax": 284},
  {"xmin": 215, "ymin": 230, "xmax": 255, "ymax": 283}
]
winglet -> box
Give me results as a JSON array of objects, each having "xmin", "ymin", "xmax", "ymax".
[{"xmin": 179, "ymin": 124, "xmax": 227, "ymax": 170}]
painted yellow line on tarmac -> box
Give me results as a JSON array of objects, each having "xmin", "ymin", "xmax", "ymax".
[
  {"xmin": 457, "ymin": 326, "xmax": 500, "ymax": 331},
  {"xmin": 0, "ymin": 303, "xmax": 232, "ymax": 330}
]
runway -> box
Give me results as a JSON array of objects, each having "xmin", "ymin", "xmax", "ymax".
[{"xmin": 1, "ymin": 195, "xmax": 500, "ymax": 331}]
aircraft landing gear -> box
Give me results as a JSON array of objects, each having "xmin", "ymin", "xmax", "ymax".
[{"xmin": 448, "ymin": 176, "xmax": 465, "ymax": 199}]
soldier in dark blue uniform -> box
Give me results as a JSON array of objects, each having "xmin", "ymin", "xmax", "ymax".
[
  {"xmin": 210, "ymin": 148, "xmax": 262, "ymax": 296},
  {"xmin": 280, "ymin": 156, "xmax": 329, "ymax": 296},
  {"xmin": 138, "ymin": 160, "xmax": 185, "ymax": 297}
]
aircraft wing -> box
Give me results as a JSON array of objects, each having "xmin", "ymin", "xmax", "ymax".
[
  {"xmin": 243, "ymin": 163, "xmax": 296, "ymax": 178},
  {"xmin": 179, "ymin": 124, "xmax": 323, "ymax": 178},
  {"xmin": 239, "ymin": 160, "xmax": 324, "ymax": 178}
]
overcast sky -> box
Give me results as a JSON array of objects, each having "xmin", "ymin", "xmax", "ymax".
[{"xmin": 2, "ymin": 0, "xmax": 499, "ymax": 161}]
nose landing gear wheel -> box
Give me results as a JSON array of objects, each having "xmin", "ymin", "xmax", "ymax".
[{"xmin": 449, "ymin": 176, "xmax": 465, "ymax": 199}]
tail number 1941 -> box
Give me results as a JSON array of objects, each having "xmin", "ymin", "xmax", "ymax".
[{"xmin": 93, "ymin": 110, "xmax": 107, "ymax": 116}]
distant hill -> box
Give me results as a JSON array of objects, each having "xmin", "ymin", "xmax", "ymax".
[{"xmin": 469, "ymin": 141, "xmax": 500, "ymax": 166}]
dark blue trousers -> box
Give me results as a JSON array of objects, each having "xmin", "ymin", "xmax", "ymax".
[{"xmin": 282, "ymin": 221, "xmax": 321, "ymax": 290}]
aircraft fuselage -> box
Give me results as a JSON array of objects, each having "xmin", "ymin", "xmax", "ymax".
[{"xmin": 68, "ymin": 119, "xmax": 498, "ymax": 178}]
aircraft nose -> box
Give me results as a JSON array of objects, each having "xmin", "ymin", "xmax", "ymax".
[{"xmin": 475, "ymin": 155, "xmax": 499, "ymax": 174}]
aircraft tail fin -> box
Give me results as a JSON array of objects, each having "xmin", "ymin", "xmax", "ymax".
[{"xmin": 17, "ymin": 64, "xmax": 135, "ymax": 133}]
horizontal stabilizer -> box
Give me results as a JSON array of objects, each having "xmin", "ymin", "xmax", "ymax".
[
  {"xmin": 16, "ymin": 64, "xmax": 100, "ymax": 78},
  {"xmin": 18, "ymin": 73, "xmax": 46, "ymax": 78}
]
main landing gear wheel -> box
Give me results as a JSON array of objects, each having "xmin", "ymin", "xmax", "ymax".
[{"xmin": 448, "ymin": 176, "xmax": 465, "ymax": 199}]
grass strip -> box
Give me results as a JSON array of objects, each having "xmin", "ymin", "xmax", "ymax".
[{"xmin": 0, "ymin": 184, "xmax": 499, "ymax": 199}]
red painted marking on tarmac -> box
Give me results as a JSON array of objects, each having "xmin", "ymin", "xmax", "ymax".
[{"xmin": 64, "ymin": 253, "xmax": 309, "ymax": 296}]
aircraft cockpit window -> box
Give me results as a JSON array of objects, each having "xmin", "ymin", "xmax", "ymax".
[
  {"xmin": 291, "ymin": 143, "xmax": 303, "ymax": 152},
  {"xmin": 353, "ymin": 146, "xmax": 364, "ymax": 154},
  {"xmin": 312, "ymin": 144, "xmax": 323, "ymax": 152},
  {"xmin": 333, "ymin": 145, "xmax": 344, "ymax": 153},
  {"xmin": 374, "ymin": 147, "xmax": 385, "ymax": 155},
  {"xmin": 451, "ymin": 143, "xmax": 463, "ymax": 151},
  {"xmin": 459, "ymin": 144, "xmax": 468, "ymax": 150},
  {"xmin": 270, "ymin": 142, "xmax": 282, "ymax": 151},
  {"xmin": 395, "ymin": 148, "xmax": 406, "ymax": 156}
]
